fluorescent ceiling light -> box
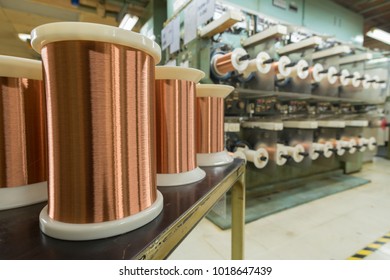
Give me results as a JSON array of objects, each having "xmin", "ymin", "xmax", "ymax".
[
  {"xmin": 119, "ymin": 14, "xmax": 139, "ymax": 31},
  {"xmin": 366, "ymin": 28, "xmax": 390, "ymax": 45},
  {"xmin": 18, "ymin": 33, "xmax": 31, "ymax": 42}
]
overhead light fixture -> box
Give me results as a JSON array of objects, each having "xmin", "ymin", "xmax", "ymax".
[
  {"xmin": 366, "ymin": 28, "xmax": 390, "ymax": 45},
  {"xmin": 18, "ymin": 33, "xmax": 31, "ymax": 42},
  {"xmin": 119, "ymin": 13, "xmax": 139, "ymax": 31}
]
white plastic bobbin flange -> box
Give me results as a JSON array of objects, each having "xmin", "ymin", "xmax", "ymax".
[
  {"xmin": 338, "ymin": 140, "xmax": 352, "ymax": 156},
  {"xmin": 362, "ymin": 73, "xmax": 371, "ymax": 89},
  {"xmin": 358, "ymin": 138, "xmax": 367, "ymax": 152},
  {"xmin": 157, "ymin": 167, "xmax": 206, "ymax": 186},
  {"xmin": 340, "ymin": 69, "xmax": 352, "ymax": 86},
  {"xmin": 348, "ymin": 138, "xmax": 358, "ymax": 154},
  {"xmin": 371, "ymin": 75, "xmax": 380, "ymax": 90},
  {"xmin": 323, "ymin": 141, "xmax": 334, "ymax": 158},
  {"xmin": 231, "ymin": 48, "xmax": 249, "ymax": 73},
  {"xmin": 39, "ymin": 191, "xmax": 164, "ymax": 241},
  {"xmin": 286, "ymin": 144, "xmax": 306, "ymax": 163},
  {"xmin": 0, "ymin": 182, "xmax": 47, "ymax": 211},
  {"xmin": 275, "ymin": 144, "xmax": 288, "ymax": 166},
  {"xmin": 232, "ymin": 149, "xmax": 247, "ymax": 164},
  {"xmin": 244, "ymin": 148, "xmax": 269, "ymax": 169},
  {"xmin": 277, "ymin": 56, "xmax": 292, "ymax": 77},
  {"xmin": 327, "ymin": 66, "xmax": 339, "ymax": 85},
  {"xmin": 197, "ymin": 150, "xmax": 234, "ymax": 167},
  {"xmin": 257, "ymin": 51, "xmax": 273, "ymax": 74},
  {"xmin": 368, "ymin": 137, "xmax": 377, "ymax": 151},
  {"xmin": 311, "ymin": 63, "xmax": 325, "ymax": 83},
  {"xmin": 294, "ymin": 59, "xmax": 310, "ymax": 80},
  {"xmin": 352, "ymin": 71, "xmax": 362, "ymax": 88}
]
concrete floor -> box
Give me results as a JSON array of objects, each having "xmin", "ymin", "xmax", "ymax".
[{"xmin": 168, "ymin": 157, "xmax": 390, "ymax": 260}]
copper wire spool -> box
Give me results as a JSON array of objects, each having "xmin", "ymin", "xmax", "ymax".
[
  {"xmin": 31, "ymin": 22, "xmax": 163, "ymax": 240},
  {"xmin": 215, "ymin": 52, "xmax": 235, "ymax": 74},
  {"xmin": 195, "ymin": 84, "xmax": 234, "ymax": 167},
  {"xmin": 0, "ymin": 55, "xmax": 47, "ymax": 211},
  {"xmin": 212, "ymin": 48, "xmax": 249, "ymax": 76},
  {"xmin": 155, "ymin": 66, "xmax": 205, "ymax": 186}
]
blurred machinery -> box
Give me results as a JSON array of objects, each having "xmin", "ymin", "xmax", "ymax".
[{"xmin": 160, "ymin": 1, "xmax": 389, "ymax": 192}]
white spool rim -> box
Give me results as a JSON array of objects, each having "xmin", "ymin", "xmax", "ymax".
[
  {"xmin": 39, "ymin": 191, "xmax": 163, "ymax": 241},
  {"xmin": 31, "ymin": 22, "xmax": 161, "ymax": 63},
  {"xmin": 327, "ymin": 66, "xmax": 338, "ymax": 85},
  {"xmin": 368, "ymin": 137, "xmax": 377, "ymax": 151},
  {"xmin": 276, "ymin": 144, "xmax": 288, "ymax": 166},
  {"xmin": 232, "ymin": 150, "xmax": 247, "ymax": 163},
  {"xmin": 362, "ymin": 74, "xmax": 371, "ymax": 89},
  {"xmin": 312, "ymin": 63, "xmax": 325, "ymax": 82},
  {"xmin": 296, "ymin": 59, "xmax": 309, "ymax": 80},
  {"xmin": 157, "ymin": 167, "xmax": 206, "ymax": 186},
  {"xmin": 155, "ymin": 66, "xmax": 205, "ymax": 83},
  {"xmin": 349, "ymin": 138, "xmax": 357, "ymax": 154},
  {"xmin": 196, "ymin": 84, "xmax": 234, "ymax": 98},
  {"xmin": 352, "ymin": 72, "xmax": 361, "ymax": 88},
  {"xmin": 0, "ymin": 55, "xmax": 42, "ymax": 80},
  {"xmin": 197, "ymin": 150, "xmax": 234, "ymax": 167},
  {"xmin": 340, "ymin": 69, "xmax": 350, "ymax": 86},
  {"xmin": 277, "ymin": 56, "xmax": 292, "ymax": 77},
  {"xmin": 231, "ymin": 48, "xmax": 249, "ymax": 73},
  {"xmin": 293, "ymin": 144, "xmax": 305, "ymax": 163},
  {"xmin": 256, "ymin": 52, "xmax": 272, "ymax": 74},
  {"xmin": 0, "ymin": 181, "xmax": 47, "ymax": 211},
  {"xmin": 323, "ymin": 142, "xmax": 334, "ymax": 158}
]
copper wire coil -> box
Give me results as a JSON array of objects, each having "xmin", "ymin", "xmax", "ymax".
[
  {"xmin": 155, "ymin": 79, "xmax": 197, "ymax": 174},
  {"xmin": 41, "ymin": 40, "xmax": 157, "ymax": 224},
  {"xmin": 215, "ymin": 53, "xmax": 235, "ymax": 74},
  {"xmin": 196, "ymin": 97, "xmax": 224, "ymax": 153},
  {"xmin": 0, "ymin": 77, "xmax": 47, "ymax": 188}
]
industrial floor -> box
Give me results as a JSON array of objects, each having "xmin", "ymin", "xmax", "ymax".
[{"xmin": 168, "ymin": 156, "xmax": 390, "ymax": 260}]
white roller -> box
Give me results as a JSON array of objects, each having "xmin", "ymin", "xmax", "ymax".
[
  {"xmin": 311, "ymin": 63, "xmax": 326, "ymax": 83},
  {"xmin": 362, "ymin": 73, "xmax": 371, "ymax": 89},
  {"xmin": 351, "ymin": 71, "xmax": 362, "ymax": 88},
  {"xmin": 275, "ymin": 56, "xmax": 292, "ymax": 78},
  {"xmin": 327, "ymin": 66, "xmax": 339, "ymax": 85},
  {"xmin": 290, "ymin": 59, "xmax": 309, "ymax": 80},
  {"xmin": 244, "ymin": 148, "xmax": 269, "ymax": 169},
  {"xmin": 231, "ymin": 48, "xmax": 249, "ymax": 73}
]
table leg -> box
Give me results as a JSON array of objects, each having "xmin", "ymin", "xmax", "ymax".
[{"xmin": 231, "ymin": 169, "xmax": 245, "ymax": 260}]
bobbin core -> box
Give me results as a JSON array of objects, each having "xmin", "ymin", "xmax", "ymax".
[{"xmin": 39, "ymin": 191, "xmax": 163, "ymax": 241}]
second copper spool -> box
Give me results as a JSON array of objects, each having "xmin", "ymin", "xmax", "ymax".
[
  {"xmin": 155, "ymin": 66, "xmax": 205, "ymax": 186},
  {"xmin": 196, "ymin": 84, "xmax": 234, "ymax": 166}
]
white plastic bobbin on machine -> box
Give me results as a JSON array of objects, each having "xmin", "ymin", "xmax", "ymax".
[
  {"xmin": 352, "ymin": 72, "xmax": 362, "ymax": 88},
  {"xmin": 367, "ymin": 137, "xmax": 377, "ymax": 151},
  {"xmin": 285, "ymin": 144, "xmax": 307, "ymax": 163},
  {"xmin": 243, "ymin": 51, "xmax": 273, "ymax": 76},
  {"xmin": 348, "ymin": 138, "xmax": 358, "ymax": 154},
  {"xmin": 362, "ymin": 73, "xmax": 371, "ymax": 89},
  {"xmin": 232, "ymin": 148, "xmax": 247, "ymax": 164},
  {"xmin": 31, "ymin": 22, "xmax": 163, "ymax": 241},
  {"xmin": 275, "ymin": 56, "xmax": 293, "ymax": 78},
  {"xmin": 274, "ymin": 144, "xmax": 289, "ymax": 166},
  {"xmin": 371, "ymin": 75, "xmax": 380, "ymax": 90},
  {"xmin": 196, "ymin": 84, "xmax": 235, "ymax": 167},
  {"xmin": 0, "ymin": 55, "xmax": 48, "ymax": 211},
  {"xmin": 291, "ymin": 59, "xmax": 309, "ymax": 80},
  {"xmin": 339, "ymin": 69, "xmax": 353, "ymax": 87},
  {"xmin": 327, "ymin": 66, "xmax": 339, "ymax": 85},
  {"xmin": 243, "ymin": 148, "xmax": 269, "ymax": 169},
  {"xmin": 311, "ymin": 63, "xmax": 326, "ymax": 83},
  {"xmin": 338, "ymin": 140, "xmax": 353, "ymax": 156},
  {"xmin": 310, "ymin": 142, "xmax": 333, "ymax": 160}
]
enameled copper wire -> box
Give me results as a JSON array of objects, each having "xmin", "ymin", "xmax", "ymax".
[
  {"xmin": 41, "ymin": 40, "xmax": 157, "ymax": 224},
  {"xmin": 155, "ymin": 79, "xmax": 197, "ymax": 174},
  {"xmin": 215, "ymin": 52, "xmax": 235, "ymax": 74},
  {"xmin": 0, "ymin": 77, "xmax": 47, "ymax": 188},
  {"xmin": 196, "ymin": 97, "xmax": 224, "ymax": 153}
]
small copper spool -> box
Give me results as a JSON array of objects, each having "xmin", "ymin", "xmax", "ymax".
[
  {"xmin": 155, "ymin": 66, "xmax": 205, "ymax": 186},
  {"xmin": 195, "ymin": 84, "xmax": 234, "ymax": 166},
  {"xmin": 0, "ymin": 55, "xmax": 47, "ymax": 211},
  {"xmin": 31, "ymin": 22, "xmax": 163, "ymax": 241}
]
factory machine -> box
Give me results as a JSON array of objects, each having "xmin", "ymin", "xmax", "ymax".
[{"xmin": 161, "ymin": 2, "xmax": 389, "ymax": 196}]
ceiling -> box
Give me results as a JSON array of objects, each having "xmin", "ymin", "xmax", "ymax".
[
  {"xmin": 331, "ymin": 0, "xmax": 390, "ymax": 52},
  {"xmin": 0, "ymin": 0, "xmax": 150, "ymax": 59}
]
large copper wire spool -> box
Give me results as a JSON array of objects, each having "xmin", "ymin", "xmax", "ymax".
[
  {"xmin": 195, "ymin": 84, "xmax": 234, "ymax": 167},
  {"xmin": 31, "ymin": 22, "xmax": 163, "ymax": 240},
  {"xmin": 155, "ymin": 66, "xmax": 205, "ymax": 186},
  {"xmin": 0, "ymin": 55, "xmax": 47, "ymax": 211}
]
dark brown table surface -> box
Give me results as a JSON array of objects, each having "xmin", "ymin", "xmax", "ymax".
[{"xmin": 0, "ymin": 159, "xmax": 244, "ymax": 260}]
